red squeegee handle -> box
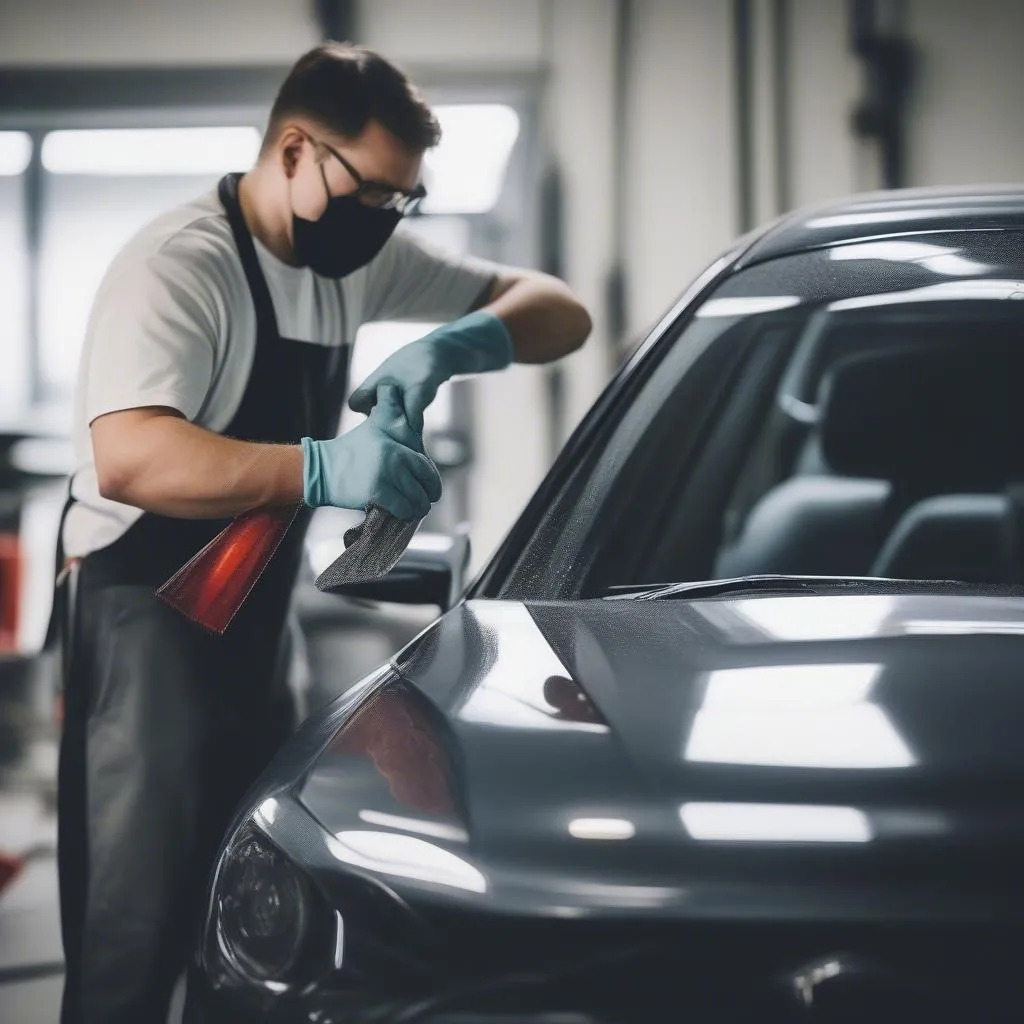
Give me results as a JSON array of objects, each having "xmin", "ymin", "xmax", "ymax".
[{"xmin": 156, "ymin": 503, "xmax": 301, "ymax": 634}]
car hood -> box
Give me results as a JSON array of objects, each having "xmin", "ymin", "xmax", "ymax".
[{"xmin": 297, "ymin": 590, "xmax": 1024, "ymax": 920}]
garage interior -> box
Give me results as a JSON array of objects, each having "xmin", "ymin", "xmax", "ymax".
[{"xmin": 1, "ymin": 1, "xmax": 1022, "ymax": 1020}]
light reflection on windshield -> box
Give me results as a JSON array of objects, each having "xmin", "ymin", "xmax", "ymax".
[
  {"xmin": 829, "ymin": 240, "xmax": 992, "ymax": 276},
  {"xmin": 829, "ymin": 278, "xmax": 1024, "ymax": 310}
]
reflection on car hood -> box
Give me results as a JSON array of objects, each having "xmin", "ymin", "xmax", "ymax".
[{"xmin": 299, "ymin": 590, "xmax": 1024, "ymax": 920}]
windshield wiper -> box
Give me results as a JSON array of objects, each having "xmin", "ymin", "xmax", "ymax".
[{"xmin": 604, "ymin": 574, "xmax": 891, "ymax": 601}]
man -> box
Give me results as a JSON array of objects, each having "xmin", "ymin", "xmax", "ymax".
[{"xmin": 57, "ymin": 42, "xmax": 590, "ymax": 1023}]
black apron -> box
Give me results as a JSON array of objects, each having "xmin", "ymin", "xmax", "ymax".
[{"xmin": 56, "ymin": 173, "xmax": 348, "ymax": 1024}]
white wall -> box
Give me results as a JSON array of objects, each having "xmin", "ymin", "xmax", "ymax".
[
  {"xmin": 0, "ymin": 0, "xmax": 319, "ymax": 65},
  {"xmin": 784, "ymin": 0, "xmax": 1024, "ymax": 203},
  {"xmin": 906, "ymin": 0, "xmax": 1024, "ymax": 187},
  {"xmin": 360, "ymin": 0, "xmax": 544, "ymax": 66},
  {"xmin": 623, "ymin": 0, "xmax": 738, "ymax": 339},
  {"xmin": 787, "ymin": 0, "xmax": 863, "ymax": 206},
  {"xmin": 545, "ymin": 0, "xmax": 619, "ymax": 432}
]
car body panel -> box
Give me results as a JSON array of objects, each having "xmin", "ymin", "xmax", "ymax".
[
  {"xmin": 736, "ymin": 186, "xmax": 1024, "ymax": 268},
  {"xmin": 292, "ymin": 590, "xmax": 1024, "ymax": 922}
]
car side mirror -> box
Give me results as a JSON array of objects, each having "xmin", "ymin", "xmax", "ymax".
[{"xmin": 308, "ymin": 523, "xmax": 471, "ymax": 610}]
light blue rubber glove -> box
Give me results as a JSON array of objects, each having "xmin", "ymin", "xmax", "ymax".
[
  {"xmin": 348, "ymin": 309, "xmax": 514, "ymax": 432},
  {"xmin": 302, "ymin": 385, "xmax": 442, "ymax": 521}
]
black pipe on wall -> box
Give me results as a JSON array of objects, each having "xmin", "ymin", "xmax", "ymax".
[
  {"xmin": 313, "ymin": 0, "xmax": 358, "ymax": 42},
  {"xmin": 23, "ymin": 132, "xmax": 44, "ymax": 404},
  {"xmin": 732, "ymin": 0, "xmax": 755, "ymax": 233},
  {"xmin": 849, "ymin": 0, "xmax": 915, "ymax": 189},
  {"xmin": 607, "ymin": 0, "xmax": 632, "ymax": 360},
  {"xmin": 540, "ymin": 0, "xmax": 567, "ymax": 459},
  {"xmin": 771, "ymin": 0, "xmax": 792, "ymax": 213}
]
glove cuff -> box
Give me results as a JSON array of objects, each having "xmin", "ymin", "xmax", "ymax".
[
  {"xmin": 301, "ymin": 437, "xmax": 326, "ymax": 508},
  {"xmin": 442, "ymin": 309, "xmax": 515, "ymax": 373}
]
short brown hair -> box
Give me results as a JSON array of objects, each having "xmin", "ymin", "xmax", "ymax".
[{"xmin": 262, "ymin": 43, "xmax": 441, "ymax": 155}]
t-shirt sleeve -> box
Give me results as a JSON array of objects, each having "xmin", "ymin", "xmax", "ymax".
[
  {"xmin": 360, "ymin": 226, "xmax": 503, "ymax": 325},
  {"xmin": 82, "ymin": 247, "xmax": 221, "ymax": 426}
]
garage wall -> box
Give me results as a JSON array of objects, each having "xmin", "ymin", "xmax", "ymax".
[
  {"xmin": 2, "ymin": 0, "xmax": 1022, "ymax": 573},
  {"xmin": 360, "ymin": 0, "xmax": 545, "ymax": 67},
  {"xmin": 0, "ymin": 0, "xmax": 319, "ymax": 65},
  {"xmin": 786, "ymin": 0, "xmax": 862, "ymax": 207},
  {"xmin": 906, "ymin": 0, "xmax": 1024, "ymax": 187},
  {"xmin": 622, "ymin": 0, "xmax": 738, "ymax": 340},
  {"xmin": 0, "ymin": 0, "xmax": 617, "ymax": 572}
]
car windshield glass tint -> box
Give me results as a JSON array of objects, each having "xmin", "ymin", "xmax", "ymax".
[{"xmin": 501, "ymin": 232, "xmax": 1024, "ymax": 599}]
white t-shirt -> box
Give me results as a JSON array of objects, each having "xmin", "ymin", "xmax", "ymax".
[{"xmin": 65, "ymin": 185, "xmax": 500, "ymax": 558}]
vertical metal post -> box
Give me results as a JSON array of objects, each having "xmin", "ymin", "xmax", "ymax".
[
  {"xmin": 849, "ymin": 0, "xmax": 915, "ymax": 189},
  {"xmin": 313, "ymin": 0, "xmax": 358, "ymax": 41},
  {"xmin": 771, "ymin": 0, "xmax": 792, "ymax": 213},
  {"xmin": 540, "ymin": 0, "xmax": 567, "ymax": 461},
  {"xmin": 607, "ymin": 0, "xmax": 632, "ymax": 363},
  {"xmin": 733, "ymin": 0, "xmax": 755, "ymax": 234},
  {"xmin": 24, "ymin": 130, "xmax": 44, "ymax": 405}
]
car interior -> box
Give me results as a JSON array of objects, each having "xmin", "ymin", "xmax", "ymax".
[{"xmin": 714, "ymin": 312, "xmax": 1024, "ymax": 585}]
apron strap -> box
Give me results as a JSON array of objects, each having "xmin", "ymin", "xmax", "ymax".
[
  {"xmin": 42, "ymin": 485, "xmax": 76, "ymax": 656},
  {"xmin": 218, "ymin": 173, "xmax": 282, "ymax": 339}
]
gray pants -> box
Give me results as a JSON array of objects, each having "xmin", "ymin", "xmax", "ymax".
[{"xmin": 57, "ymin": 569, "xmax": 295, "ymax": 1024}]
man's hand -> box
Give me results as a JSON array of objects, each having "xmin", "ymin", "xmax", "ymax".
[
  {"xmin": 303, "ymin": 386, "xmax": 442, "ymax": 520},
  {"xmin": 92, "ymin": 388, "xmax": 442, "ymax": 523},
  {"xmin": 349, "ymin": 310, "xmax": 514, "ymax": 433},
  {"xmin": 350, "ymin": 269, "xmax": 591, "ymax": 432}
]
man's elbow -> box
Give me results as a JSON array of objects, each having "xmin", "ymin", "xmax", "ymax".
[
  {"xmin": 556, "ymin": 295, "xmax": 592, "ymax": 357},
  {"xmin": 92, "ymin": 416, "xmax": 145, "ymax": 505},
  {"xmin": 95, "ymin": 454, "xmax": 134, "ymax": 505},
  {"xmin": 567, "ymin": 298, "xmax": 593, "ymax": 352}
]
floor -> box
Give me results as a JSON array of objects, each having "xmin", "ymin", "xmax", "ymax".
[
  {"xmin": 0, "ymin": 742, "xmax": 188, "ymax": 1024},
  {"xmin": 0, "ymin": 742, "xmax": 64, "ymax": 1024}
]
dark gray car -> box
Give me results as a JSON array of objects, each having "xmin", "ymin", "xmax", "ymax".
[{"xmin": 191, "ymin": 186, "xmax": 1024, "ymax": 1022}]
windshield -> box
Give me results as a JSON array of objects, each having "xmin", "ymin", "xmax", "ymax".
[{"xmin": 494, "ymin": 231, "xmax": 1024, "ymax": 600}]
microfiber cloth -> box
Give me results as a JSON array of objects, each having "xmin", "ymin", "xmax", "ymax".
[{"xmin": 314, "ymin": 504, "xmax": 421, "ymax": 591}]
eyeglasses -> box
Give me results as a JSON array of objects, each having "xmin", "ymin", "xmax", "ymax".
[{"xmin": 306, "ymin": 132, "xmax": 426, "ymax": 216}]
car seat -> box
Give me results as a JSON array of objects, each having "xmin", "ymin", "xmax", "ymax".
[
  {"xmin": 715, "ymin": 343, "xmax": 1024, "ymax": 579},
  {"xmin": 873, "ymin": 486, "xmax": 1024, "ymax": 584}
]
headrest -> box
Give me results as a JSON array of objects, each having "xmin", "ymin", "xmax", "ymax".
[
  {"xmin": 819, "ymin": 346, "xmax": 1024, "ymax": 487},
  {"xmin": 871, "ymin": 494, "xmax": 1007, "ymax": 582}
]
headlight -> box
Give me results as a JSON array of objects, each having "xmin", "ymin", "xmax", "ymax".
[{"xmin": 214, "ymin": 825, "xmax": 328, "ymax": 988}]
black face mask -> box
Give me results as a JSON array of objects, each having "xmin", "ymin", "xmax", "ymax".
[{"xmin": 292, "ymin": 170, "xmax": 401, "ymax": 278}]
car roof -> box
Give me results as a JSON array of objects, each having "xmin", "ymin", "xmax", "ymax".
[{"xmin": 734, "ymin": 185, "xmax": 1024, "ymax": 269}]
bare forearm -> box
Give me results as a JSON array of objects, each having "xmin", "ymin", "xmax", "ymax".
[
  {"xmin": 93, "ymin": 411, "xmax": 304, "ymax": 518},
  {"xmin": 484, "ymin": 272, "xmax": 592, "ymax": 363}
]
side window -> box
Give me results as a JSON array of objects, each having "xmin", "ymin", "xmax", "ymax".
[
  {"xmin": 598, "ymin": 313, "xmax": 803, "ymax": 591},
  {"xmin": 498, "ymin": 312, "xmax": 772, "ymax": 600}
]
